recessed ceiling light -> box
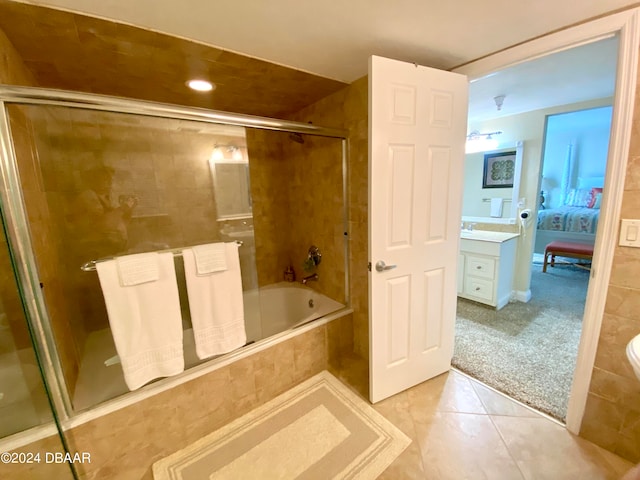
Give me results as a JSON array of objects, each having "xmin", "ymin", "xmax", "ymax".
[{"xmin": 187, "ymin": 79, "xmax": 215, "ymax": 92}]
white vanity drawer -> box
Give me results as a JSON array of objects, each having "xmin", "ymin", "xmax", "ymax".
[
  {"xmin": 458, "ymin": 234, "xmax": 517, "ymax": 310},
  {"xmin": 464, "ymin": 277, "xmax": 494, "ymax": 302},
  {"xmin": 465, "ymin": 255, "xmax": 496, "ymax": 280}
]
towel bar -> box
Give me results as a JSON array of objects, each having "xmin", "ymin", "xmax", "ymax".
[{"xmin": 80, "ymin": 240, "xmax": 243, "ymax": 272}]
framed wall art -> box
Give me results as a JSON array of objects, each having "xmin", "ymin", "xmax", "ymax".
[{"xmin": 483, "ymin": 150, "xmax": 516, "ymax": 188}]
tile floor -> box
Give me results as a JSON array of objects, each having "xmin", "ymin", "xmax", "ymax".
[{"xmin": 335, "ymin": 358, "xmax": 635, "ymax": 479}]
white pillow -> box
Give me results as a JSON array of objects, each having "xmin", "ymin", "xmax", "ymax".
[{"xmin": 566, "ymin": 188, "xmax": 592, "ymax": 207}]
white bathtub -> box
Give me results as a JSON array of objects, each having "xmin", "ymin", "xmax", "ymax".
[
  {"xmin": 254, "ymin": 282, "xmax": 345, "ymax": 338},
  {"xmin": 74, "ymin": 282, "xmax": 344, "ymax": 409}
]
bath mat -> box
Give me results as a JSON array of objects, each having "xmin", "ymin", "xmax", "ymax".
[{"xmin": 153, "ymin": 371, "xmax": 410, "ymax": 480}]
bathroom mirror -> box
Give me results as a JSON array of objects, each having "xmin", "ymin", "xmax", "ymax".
[
  {"xmin": 211, "ymin": 160, "xmax": 252, "ymax": 220},
  {"xmin": 461, "ymin": 140, "xmax": 523, "ymax": 224}
]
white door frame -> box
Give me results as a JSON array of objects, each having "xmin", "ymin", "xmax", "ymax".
[{"xmin": 453, "ymin": 9, "xmax": 640, "ymax": 433}]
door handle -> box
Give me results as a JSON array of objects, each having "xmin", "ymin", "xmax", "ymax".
[{"xmin": 375, "ymin": 260, "xmax": 397, "ymax": 272}]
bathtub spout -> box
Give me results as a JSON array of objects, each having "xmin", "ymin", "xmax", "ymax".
[{"xmin": 302, "ymin": 273, "xmax": 319, "ymax": 284}]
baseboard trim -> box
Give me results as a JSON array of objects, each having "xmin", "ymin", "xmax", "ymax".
[
  {"xmin": 515, "ymin": 289, "xmax": 531, "ymax": 303},
  {"xmin": 496, "ymin": 294, "xmax": 511, "ymax": 309}
]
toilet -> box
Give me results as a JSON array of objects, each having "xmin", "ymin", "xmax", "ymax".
[{"xmin": 628, "ymin": 334, "xmax": 640, "ymax": 381}]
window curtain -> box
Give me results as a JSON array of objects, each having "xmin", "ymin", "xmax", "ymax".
[{"xmin": 559, "ymin": 143, "xmax": 575, "ymax": 205}]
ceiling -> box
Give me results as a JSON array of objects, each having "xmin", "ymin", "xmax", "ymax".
[
  {"xmin": 467, "ymin": 36, "xmax": 618, "ymax": 123},
  {"xmin": 0, "ymin": 0, "xmax": 629, "ymax": 121}
]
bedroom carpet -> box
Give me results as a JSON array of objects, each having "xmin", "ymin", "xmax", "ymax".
[
  {"xmin": 152, "ymin": 371, "xmax": 410, "ymax": 480},
  {"xmin": 452, "ymin": 256, "xmax": 590, "ymax": 421}
]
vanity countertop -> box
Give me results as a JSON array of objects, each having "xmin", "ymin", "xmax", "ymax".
[{"xmin": 460, "ymin": 230, "xmax": 519, "ymax": 243}]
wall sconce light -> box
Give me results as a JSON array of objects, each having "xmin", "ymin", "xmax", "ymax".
[
  {"xmin": 465, "ymin": 130, "xmax": 502, "ymax": 153},
  {"xmin": 209, "ymin": 144, "xmax": 245, "ymax": 163}
]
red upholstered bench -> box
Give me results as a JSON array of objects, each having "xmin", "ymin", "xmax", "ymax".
[{"xmin": 543, "ymin": 241, "xmax": 594, "ymax": 272}]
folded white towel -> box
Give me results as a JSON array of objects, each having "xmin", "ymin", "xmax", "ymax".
[
  {"xmin": 490, "ymin": 198, "xmax": 504, "ymax": 217},
  {"xmin": 192, "ymin": 242, "xmax": 227, "ymax": 275},
  {"xmin": 183, "ymin": 243, "xmax": 246, "ymax": 359},
  {"xmin": 96, "ymin": 252, "xmax": 184, "ymax": 390},
  {"xmin": 116, "ymin": 252, "xmax": 160, "ymax": 286}
]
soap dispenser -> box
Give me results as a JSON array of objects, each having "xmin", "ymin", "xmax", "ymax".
[{"xmin": 284, "ymin": 265, "xmax": 295, "ymax": 282}]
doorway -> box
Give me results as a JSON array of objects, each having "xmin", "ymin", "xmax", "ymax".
[
  {"xmin": 452, "ymin": 37, "xmax": 618, "ymax": 422},
  {"xmin": 366, "ymin": 11, "xmax": 638, "ymax": 433}
]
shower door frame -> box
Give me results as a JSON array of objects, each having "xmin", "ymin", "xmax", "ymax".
[{"xmin": 0, "ymin": 85, "xmax": 351, "ymax": 421}]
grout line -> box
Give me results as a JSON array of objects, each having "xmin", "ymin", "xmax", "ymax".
[
  {"xmin": 456, "ymin": 368, "xmax": 490, "ymax": 415},
  {"xmin": 397, "ymin": 392, "xmax": 435, "ymax": 477},
  {"xmin": 463, "ymin": 372, "xmax": 492, "ymax": 416},
  {"xmin": 484, "ymin": 408, "xmax": 528, "ymax": 480},
  {"xmin": 458, "ymin": 368, "xmax": 530, "ymax": 480}
]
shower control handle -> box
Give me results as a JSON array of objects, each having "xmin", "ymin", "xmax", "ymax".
[{"xmin": 375, "ymin": 260, "xmax": 397, "ymax": 272}]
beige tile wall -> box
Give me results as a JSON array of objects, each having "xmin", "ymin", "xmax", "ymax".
[
  {"xmin": 0, "ymin": 77, "xmax": 33, "ymax": 353},
  {"xmin": 0, "ymin": 27, "xmax": 35, "ymax": 86},
  {"xmin": 7, "ymin": 106, "xmax": 84, "ymax": 397},
  {"xmin": 289, "ymin": 77, "xmax": 369, "ymax": 359},
  {"xmin": 1, "ymin": 35, "xmax": 84, "ymax": 398},
  {"xmin": 246, "ymin": 129, "xmax": 293, "ymax": 286},
  {"xmin": 0, "ymin": 29, "xmax": 39, "ymax": 351},
  {"xmin": 580, "ymin": 93, "xmax": 640, "ymax": 461},
  {"xmin": 577, "ymin": 53, "xmax": 640, "ymax": 462},
  {"xmin": 20, "ymin": 107, "xmax": 252, "ymax": 334},
  {"xmin": 246, "ymin": 129, "xmax": 346, "ymax": 302},
  {"xmin": 287, "ymin": 135, "xmax": 346, "ymax": 303},
  {"xmin": 61, "ymin": 315, "xmax": 352, "ymax": 479}
]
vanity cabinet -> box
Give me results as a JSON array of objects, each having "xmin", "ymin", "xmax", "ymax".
[{"xmin": 458, "ymin": 233, "xmax": 518, "ymax": 309}]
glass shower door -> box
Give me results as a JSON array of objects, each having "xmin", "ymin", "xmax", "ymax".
[
  {"xmin": 0, "ymin": 212, "xmax": 74, "ymax": 479},
  {"xmin": 3, "ymin": 103, "xmax": 264, "ymax": 411}
]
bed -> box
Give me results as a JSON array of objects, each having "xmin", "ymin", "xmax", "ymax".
[{"xmin": 534, "ymin": 185, "xmax": 602, "ymax": 254}]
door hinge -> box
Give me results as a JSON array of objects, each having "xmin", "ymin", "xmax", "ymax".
[{"xmin": 367, "ymin": 262, "xmax": 371, "ymax": 272}]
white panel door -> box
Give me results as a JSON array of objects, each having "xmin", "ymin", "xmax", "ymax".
[{"xmin": 369, "ymin": 55, "xmax": 468, "ymax": 403}]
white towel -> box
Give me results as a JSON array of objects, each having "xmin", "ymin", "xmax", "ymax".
[
  {"xmin": 96, "ymin": 252, "xmax": 184, "ymax": 391},
  {"xmin": 116, "ymin": 252, "xmax": 160, "ymax": 286},
  {"xmin": 183, "ymin": 243, "xmax": 246, "ymax": 359},
  {"xmin": 192, "ymin": 243, "xmax": 227, "ymax": 275},
  {"xmin": 490, "ymin": 198, "xmax": 504, "ymax": 217}
]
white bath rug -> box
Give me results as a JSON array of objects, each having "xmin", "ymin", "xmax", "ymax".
[{"xmin": 153, "ymin": 371, "xmax": 410, "ymax": 479}]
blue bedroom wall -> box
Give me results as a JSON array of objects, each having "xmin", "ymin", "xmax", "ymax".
[{"xmin": 541, "ymin": 106, "xmax": 612, "ymax": 208}]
